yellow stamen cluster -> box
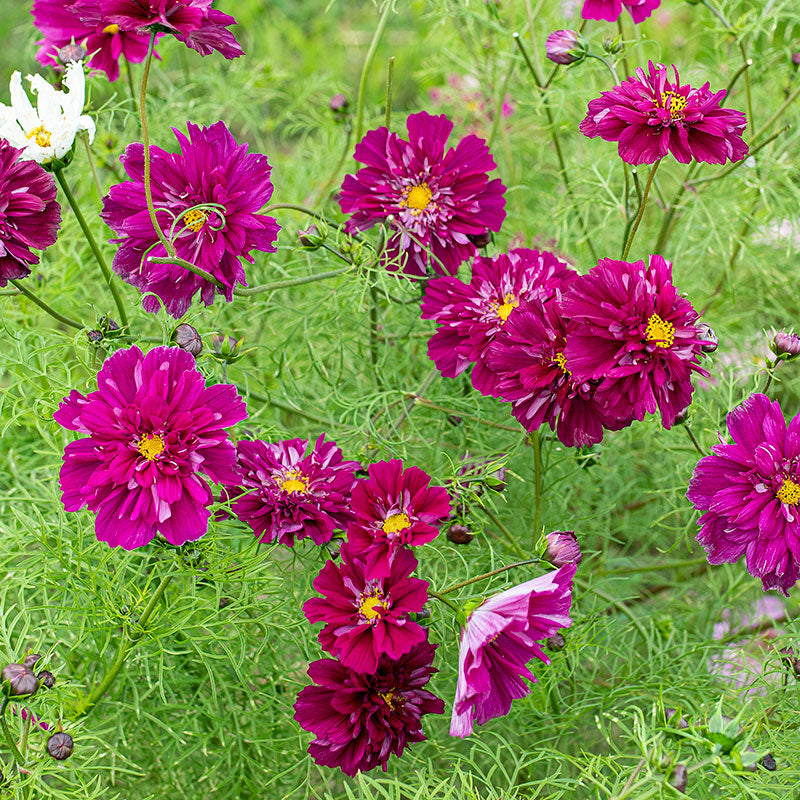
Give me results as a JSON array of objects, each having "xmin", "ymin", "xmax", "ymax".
[
  {"xmin": 102, "ymin": 24, "xmax": 121, "ymax": 35},
  {"xmin": 660, "ymin": 91, "xmax": 687, "ymax": 120},
  {"xmin": 645, "ymin": 313, "xmax": 675, "ymax": 349},
  {"xmin": 379, "ymin": 691, "xmax": 395, "ymax": 709},
  {"xmin": 382, "ymin": 512, "xmax": 411, "ymax": 534},
  {"xmin": 137, "ymin": 433, "xmax": 165, "ymax": 461},
  {"xmin": 281, "ymin": 469, "xmax": 308, "ymax": 494},
  {"xmin": 183, "ymin": 208, "xmax": 209, "ymax": 233},
  {"xmin": 400, "ymin": 183, "xmax": 433, "ymax": 215},
  {"xmin": 358, "ymin": 590, "xmax": 387, "ymax": 621},
  {"xmin": 554, "ymin": 351, "xmax": 572, "ymax": 377},
  {"xmin": 776, "ymin": 478, "xmax": 800, "ymax": 506},
  {"xmin": 25, "ymin": 124, "xmax": 51, "ymax": 148},
  {"xmin": 491, "ymin": 293, "xmax": 519, "ymax": 323}
]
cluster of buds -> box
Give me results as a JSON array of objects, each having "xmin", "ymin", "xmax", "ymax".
[
  {"xmin": 444, "ymin": 455, "xmax": 509, "ymax": 545},
  {"xmin": 297, "ymin": 221, "xmax": 328, "ymax": 250},
  {"xmin": 86, "ymin": 315, "xmax": 123, "ymax": 346}
]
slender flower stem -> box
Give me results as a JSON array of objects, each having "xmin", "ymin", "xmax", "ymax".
[
  {"xmin": 124, "ymin": 57, "xmax": 139, "ymax": 119},
  {"xmin": 513, "ymin": 33, "xmax": 598, "ymax": 260},
  {"xmin": 148, "ymin": 255, "xmax": 224, "ymax": 288},
  {"xmin": 751, "ymin": 84, "xmax": 800, "ymax": 144},
  {"xmin": 438, "ymin": 559, "xmax": 540, "ymax": 596},
  {"xmin": 81, "ymin": 131, "xmax": 105, "ymax": 199},
  {"xmin": 354, "ymin": 0, "xmax": 393, "ymax": 143},
  {"xmin": 621, "ymin": 159, "xmax": 661, "ymax": 260},
  {"xmin": 384, "ymin": 56, "xmax": 395, "ymax": 129},
  {"xmin": 480, "ymin": 505, "xmax": 527, "ymax": 558},
  {"xmin": 599, "ymin": 555, "xmax": 708, "ymax": 576},
  {"xmin": 587, "ymin": 52, "xmax": 620, "ymax": 84},
  {"xmin": 236, "ymin": 267, "xmax": 350, "ymax": 296},
  {"xmin": 616, "ymin": 17, "xmax": 631, "ymax": 78},
  {"xmin": 428, "ymin": 590, "xmax": 461, "ymax": 614},
  {"xmin": 762, "ymin": 360, "xmax": 778, "ymax": 395},
  {"xmin": 532, "ymin": 430, "xmax": 543, "ymax": 548},
  {"xmin": 0, "ymin": 699, "xmax": 24, "ymax": 765},
  {"xmin": 140, "ymin": 32, "xmax": 175, "ymax": 258},
  {"xmin": 9, "ymin": 279, "xmax": 83, "ymax": 330},
  {"xmin": 684, "ymin": 424, "xmax": 706, "ymax": 457},
  {"xmin": 54, "ymin": 169, "xmax": 128, "ymax": 327},
  {"xmin": 263, "ymin": 203, "xmax": 325, "ymax": 220},
  {"xmin": 79, "ymin": 569, "xmax": 174, "ymax": 717}
]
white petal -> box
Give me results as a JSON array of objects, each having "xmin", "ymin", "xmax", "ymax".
[
  {"xmin": 27, "ymin": 74, "xmax": 63, "ymax": 128},
  {"xmin": 9, "ymin": 71, "xmax": 38, "ymax": 132},
  {"xmin": 62, "ymin": 61, "xmax": 86, "ymax": 120},
  {"xmin": 75, "ymin": 114, "xmax": 95, "ymax": 143}
]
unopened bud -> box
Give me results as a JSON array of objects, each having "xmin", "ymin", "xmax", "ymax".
[
  {"xmin": 603, "ymin": 35, "xmax": 623, "ymax": 55},
  {"xmin": 172, "ymin": 323, "xmax": 203, "ymax": 357},
  {"xmin": 38, "ymin": 670, "xmax": 56, "ymax": 689},
  {"xmin": 546, "ymin": 632, "xmax": 565, "ymax": 651},
  {"xmin": 773, "ymin": 330, "xmax": 800, "ymax": 358},
  {"xmin": 697, "ymin": 323, "xmax": 718, "ymax": 353},
  {"xmin": 665, "ymin": 708, "xmax": 689, "ymax": 729},
  {"xmin": 545, "ymin": 530, "xmax": 582, "ymax": 567},
  {"xmin": 297, "ymin": 224, "xmax": 324, "ymax": 249},
  {"xmin": 792, "ymin": 53, "xmax": 800, "ymax": 67},
  {"xmin": 47, "ymin": 732, "xmax": 74, "ymax": 761},
  {"xmin": 670, "ymin": 764, "xmax": 688, "ymax": 793},
  {"xmin": 23, "ymin": 654, "xmax": 42, "ymax": 670},
  {"xmin": 545, "ymin": 29, "xmax": 588, "ymax": 65},
  {"xmin": 467, "ymin": 231, "xmax": 492, "ymax": 249},
  {"xmin": 761, "ymin": 752, "xmax": 777, "ymax": 771},
  {"xmin": 487, "ymin": 465, "xmax": 507, "ymax": 492},
  {"xmin": 447, "ymin": 523, "xmax": 474, "ymax": 544},
  {"xmin": 211, "ymin": 333, "xmax": 244, "ymax": 363},
  {"xmin": 86, "ymin": 329, "xmax": 103, "ymax": 344},
  {"xmin": 57, "ymin": 42, "xmax": 87, "ymax": 65},
  {"xmin": 674, "ymin": 404, "xmax": 690, "ymax": 425},
  {"xmin": 219, "ymin": 597, "xmax": 232, "ymax": 610},
  {"xmin": 2, "ymin": 664, "xmax": 39, "ymax": 698}
]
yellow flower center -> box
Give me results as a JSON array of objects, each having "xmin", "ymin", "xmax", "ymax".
[
  {"xmin": 280, "ymin": 469, "xmax": 308, "ymax": 494},
  {"xmin": 137, "ymin": 433, "xmax": 165, "ymax": 461},
  {"xmin": 379, "ymin": 691, "xmax": 395, "ymax": 709},
  {"xmin": 102, "ymin": 23, "xmax": 121, "ymax": 35},
  {"xmin": 660, "ymin": 91, "xmax": 687, "ymax": 120},
  {"xmin": 777, "ymin": 478, "xmax": 800, "ymax": 506},
  {"xmin": 491, "ymin": 293, "xmax": 518, "ymax": 323},
  {"xmin": 183, "ymin": 208, "xmax": 209, "ymax": 233},
  {"xmin": 645, "ymin": 313, "xmax": 675, "ymax": 349},
  {"xmin": 382, "ymin": 512, "xmax": 411, "ymax": 534},
  {"xmin": 554, "ymin": 351, "xmax": 571, "ymax": 376},
  {"xmin": 25, "ymin": 124, "xmax": 51, "ymax": 148},
  {"xmin": 401, "ymin": 183, "xmax": 433, "ymax": 214},
  {"xmin": 358, "ymin": 591, "xmax": 387, "ymax": 620}
]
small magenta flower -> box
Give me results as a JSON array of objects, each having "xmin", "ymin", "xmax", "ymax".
[
  {"xmin": 580, "ymin": 62, "xmax": 748, "ymax": 165},
  {"xmin": 545, "ymin": 30, "xmax": 587, "ymax": 65},
  {"xmin": 545, "ymin": 531, "xmax": 582, "ymax": 567},
  {"xmin": 294, "ymin": 641, "xmax": 444, "ymax": 776},
  {"xmin": 339, "ymin": 111, "xmax": 506, "ymax": 278},
  {"xmin": 303, "ymin": 544, "xmax": 429, "ymax": 674},
  {"xmin": 54, "ymin": 346, "xmax": 247, "ymax": 549},
  {"xmin": 581, "ymin": 0, "xmax": 662, "ymax": 23},
  {"xmin": 450, "ymin": 564, "xmax": 575, "ymax": 737}
]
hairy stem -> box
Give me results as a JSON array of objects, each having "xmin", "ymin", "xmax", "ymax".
[{"xmin": 438, "ymin": 559, "xmax": 540, "ymax": 596}]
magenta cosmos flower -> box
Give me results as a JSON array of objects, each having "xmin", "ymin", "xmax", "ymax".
[
  {"xmin": 224, "ymin": 435, "xmax": 359, "ymax": 547},
  {"xmin": 0, "ymin": 140, "xmax": 61, "ymax": 287},
  {"xmin": 581, "ymin": 0, "xmax": 661, "ymax": 23},
  {"xmin": 71, "ymin": 0, "xmax": 242, "ymax": 59},
  {"xmin": 488, "ymin": 296, "xmax": 623, "ymax": 447},
  {"xmin": 347, "ymin": 459, "xmax": 451, "ymax": 579},
  {"xmin": 339, "ymin": 111, "xmax": 506, "ymax": 278},
  {"xmin": 421, "ymin": 248, "xmax": 577, "ymax": 396},
  {"xmin": 562, "ymin": 255, "xmax": 709, "ymax": 430},
  {"xmin": 450, "ymin": 564, "xmax": 575, "ymax": 737},
  {"xmin": 294, "ymin": 641, "xmax": 444, "ymax": 776},
  {"xmin": 687, "ymin": 393, "xmax": 800, "ymax": 595},
  {"xmin": 101, "ymin": 121, "xmax": 279, "ymax": 318},
  {"xmin": 303, "ymin": 544, "xmax": 429, "ymax": 674},
  {"xmin": 32, "ymin": 0, "xmax": 155, "ymax": 82},
  {"xmin": 580, "ymin": 62, "xmax": 748, "ymax": 165},
  {"xmin": 54, "ymin": 346, "xmax": 246, "ymax": 549}
]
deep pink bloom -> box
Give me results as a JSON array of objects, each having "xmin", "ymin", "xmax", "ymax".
[
  {"xmin": 488, "ymin": 296, "xmax": 622, "ymax": 447},
  {"xmin": 450, "ymin": 564, "xmax": 575, "ymax": 737},
  {"xmin": 421, "ymin": 248, "xmax": 577, "ymax": 396},
  {"xmin": 339, "ymin": 111, "xmax": 506, "ymax": 278},
  {"xmin": 687, "ymin": 393, "xmax": 800, "ymax": 595},
  {"xmin": 580, "ymin": 62, "xmax": 748, "ymax": 165},
  {"xmin": 303, "ymin": 544, "xmax": 429, "ymax": 674},
  {"xmin": 294, "ymin": 641, "xmax": 444, "ymax": 776},
  {"xmin": 32, "ymin": 0, "xmax": 155, "ymax": 82},
  {"xmin": 54, "ymin": 346, "xmax": 247, "ymax": 549},
  {"xmin": 347, "ymin": 459, "xmax": 451, "ymax": 579},
  {"xmin": 72, "ymin": 0, "xmax": 243, "ymax": 59},
  {"xmin": 225, "ymin": 435, "xmax": 359, "ymax": 547},
  {"xmin": 562, "ymin": 255, "xmax": 708, "ymax": 429},
  {"xmin": 0, "ymin": 140, "xmax": 61, "ymax": 288},
  {"xmin": 545, "ymin": 531, "xmax": 582, "ymax": 567},
  {"xmin": 101, "ymin": 121, "xmax": 279, "ymax": 318},
  {"xmin": 581, "ymin": 0, "xmax": 661, "ymax": 23}
]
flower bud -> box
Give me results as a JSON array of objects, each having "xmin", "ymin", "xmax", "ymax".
[
  {"xmin": 86, "ymin": 329, "xmax": 103, "ymax": 344},
  {"xmin": 447, "ymin": 523, "xmax": 474, "ymax": 544},
  {"xmin": 545, "ymin": 30, "xmax": 587, "ymax": 65},
  {"xmin": 761, "ymin": 752, "xmax": 777, "ymax": 771},
  {"xmin": 47, "ymin": 732, "xmax": 74, "ymax": 761},
  {"xmin": 58, "ymin": 41, "xmax": 87, "ymax": 65},
  {"xmin": 211, "ymin": 333, "xmax": 244, "ymax": 363},
  {"xmin": 23, "ymin": 654, "xmax": 42, "ymax": 670},
  {"xmin": 545, "ymin": 530, "xmax": 582, "ymax": 567},
  {"xmin": 546, "ymin": 632, "xmax": 565, "ymax": 651},
  {"xmin": 219, "ymin": 597, "xmax": 232, "ymax": 610},
  {"xmin": 773, "ymin": 330, "xmax": 800, "ymax": 358},
  {"xmin": 603, "ymin": 35, "xmax": 623, "ymax": 55},
  {"xmin": 665, "ymin": 708, "xmax": 689, "ymax": 729},
  {"xmin": 297, "ymin": 224, "xmax": 324, "ymax": 249},
  {"xmin": 792, "ymin": 53, "xmax": 800, "ymax": 67},
  {"xmin": 487, "ymin": 465, "xmax": 507, "ymax": 492},
  {"xmin": 329, "ymin": 93, "xmax": 349, "ymax": 113},
  {"xmin": 38, "ymin": 670, "xmax": 56, "ymax": 689},
  {"xmin": 780, "ymin": 646, "xmax": 800, "ymax": 677},
  {"xmin": 670, "ymin": 764, "xmax": 688, "ymax": 793},
  {"xmin": 467, "ymin": 231, "xmax": 492, "ymax": 249},
  {"xmin": 697, "ymin": 323, "xmax": 718, "ymax": 353},
  {"xmin": 2, "ymin": 664, "xmax": 39, "ymax": 698},
  {"xmin": 172, "ymin": 323, "xmax": 203, "ymax": 357}
]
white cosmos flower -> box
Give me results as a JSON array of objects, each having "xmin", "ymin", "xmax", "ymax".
[{"xmin": 0, "ymin": 61, "xmax": 95, "ymax": 165}]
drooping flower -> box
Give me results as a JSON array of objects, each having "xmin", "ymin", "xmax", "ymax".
[
  {"xmin": 687, "ymin": 393, "xmax": 800, "ymax": 595},
  {"xmin": 303, "ymin": 544, "xmax": 429, "ymax": 674},
  {"xmin": 294, "ymin": 641, "xmax": 444, "ymax": 776},
  {"xmin": 487, "ymin": 296, "xmax": 623, "ymax": 447},
  {"xmin": 100, "ymin": 121, "xmax": 279, "ymax": 317},
  {"xmin": 224, "ymin": 435, "xmax": 359, "ymax": 547},
  {"xmin": 0, "ymin": 140, "xmax": 61, "ymax": 287},
  {"xmin": 0, "ymin": 62, "xmax": 95, "ymax": 165},
  {"xmin": 562, "ymin": 255, "xmax": 708, "ymax": 430},
  {"xmin": 339, "ymin": 111, "xmax": 506, "ymax": 278},
  {"xmin": 580, "ymin": 62, "xmax": 748, "ymax": 165},
  {"xmin": 450, "ymin": 564, "xmax": 575, "ymax": 737},
  {"xmin": 54, "ymin": 346, "xmax": 247, "ymax": 549},
  {"xmin": 581, "ymin": 0, "xmax": 661, "ymax": 23},
  {"xmin": 71, "ymin": 0, "xmax": 243, "ymax": 59},
  {"xmin": 421, "ymin": 248, "xmax": 577, "ymax": 396},
  {"xmin": 347, "ymin": 459, "xmax": 451, "ymax": 578},
  {"xmin": 32, "ymin": 0, "xmax": 155, "ymax": 82}
]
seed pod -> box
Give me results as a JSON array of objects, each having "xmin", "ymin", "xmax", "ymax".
[
  {"xmin": 447, "ymin": 523, "xmax": 474, "ymax": 544},
  {"xmin": 23, "ymin": 654, "xmax": 42, "ymax": 670},
  {"xmin": 38, "ymin": 670, "xmax": 56, "ymax": 689},
  {"xmin": 47, "ymin": 732, "xmax": 74, "ymax": 761}
]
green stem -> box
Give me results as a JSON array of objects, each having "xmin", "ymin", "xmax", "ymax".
[
  {"xmin": 751, "ymin": 84, "xmax": 800, "ymax": 144},
  {"xmin": 587, "ymin": 52, "xmax": 620, "ymax": 84},
  {"xmin": 140, "ymin": 32, "xmax": 175, "ymax": 258},
  {"xmin": 81, "ymin": 131, "xmax": 105, "ymax": 199},
  {"xmin": 147, "ymin": 255, "xmax": 224, "ymax": 288},
  {"xmin": 124, "ymin": 57, "xmax": 139, "ymax": 120},
  {"xmin": 616, "ymin": 17, "xmax": 631, "ymax": 78},
  {"xmin": 79, "ymin": 569, "xmax": 174, "ymax": 717},
  {"xmin": 354, "ymin": 0, "xmax": 393, "ymax": 142},
  {"xmin": 532, "ymin": 430, "xmax": 543, "ymax": 548},
  {"xmin": 264, "ymin": 203, "xmax": 325, "ymax": 220},
  {"xmin": 9, "ymin": 279, "xmax": 83, "ymax": 330},
  {"xmin": 384, "ymin": 56, "xmax": 395, "ymax": 129},
  {"xmin": 621, "ymin": 159, "xmax": 661, "ymax": 260},
  {"xmin": 600, "ymin": 556, "xmax": 708, "ymax": 576},
  {"xmin": 488, "ymin": 54, "xmax": 516, "ymax": 149},
  {"xmin": 684, "ymin": 424, "xmax": 706, "ymax": 457},
  {"xmin": 428, "ymin": 590, "xmax": 461, "ymax": 614},
  {"xmin": 480, "ymin": 505, "xmax": 527, "ymax": 558},
  {"xmin": 404, "ymin": 395, "xmax": 522, "ymax": 432},
  {"xmin": 438, "ymin": 559, "xmax": 540, "ymax": 596},
  {"xmin": 236, "ymin": 267, "xmax": 350, "ymax": 296},
  {"xmin": 0, "ymin": 699, "xmax": 24, "ymax": 765},
  {"xmin": 54, "ymin": 169, "xmax": 128, "ymax": 328}
]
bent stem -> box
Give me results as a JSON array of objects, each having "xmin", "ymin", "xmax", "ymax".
[
  {"xmin": 621, "ymin": 158, "xmax": 661, "ymax": 260},
  {"xmin": 79, "ymin": 569, "xmax": 174, "ymax": 717},
  {"xmin": 354, "ymin": 0, "xmax": 393, "ymax": 142},
  {"xmin": 148, "ymin": 255, "xmax": 224, "ymax": 288},
  {"xmin": 236, "ymin": 266, "xmax": 350, "ymax": 296},
  {"xmin": 438, "ymin": 558, "xmax": 540, "ymax": 596},
  {"xmin": 10, "ymin": 279, "xmax": 83, "ymax": 330},
  {"xmin": 0, "ymin": 699, "xmax": 24, "ymax": 765},
  {"xmin": 684, "ymin": 424, "xmax": 706, "ymax": 457},
  {"xmin": 428, "ymin": 590, "xmax": 461, "ymax": 614},
  {"xmin": 54, "ymin": 168, "xmax": 128, "ymax": 328}
]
